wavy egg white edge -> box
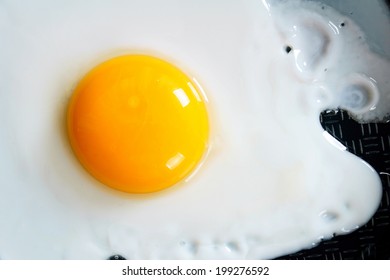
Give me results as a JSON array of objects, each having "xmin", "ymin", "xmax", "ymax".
[{"xmin": 0, "ymin": 0, "xmax": 389, "ymax": 259}]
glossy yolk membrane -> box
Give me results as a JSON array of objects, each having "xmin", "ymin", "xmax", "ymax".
[{"xmin": 67, "ymin": 55, "xmax": 209, "ymax": 194}]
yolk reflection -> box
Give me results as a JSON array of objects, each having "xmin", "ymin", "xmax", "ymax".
[{"xmin": 67, "ymin": 55, "xmax": 209, "ymax": 193}]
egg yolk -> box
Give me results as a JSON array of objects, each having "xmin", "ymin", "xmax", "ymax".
[{"xmin": 67, "ymin": 55, "xmax": 209, "ymax": 194}]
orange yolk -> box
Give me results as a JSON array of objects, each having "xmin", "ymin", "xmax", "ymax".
[{"xmin": 67, "ymin": 55, "xmax": 209, "ymax": 194}]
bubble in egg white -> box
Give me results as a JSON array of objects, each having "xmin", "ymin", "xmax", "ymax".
[
  {"xmin": 341, "ymin": 84, "xmax": 373, "ymax": 111},
  {"xmin": 338, "ymin": 74, "xmax": 379, "ymax": 114},
  {"xmin": 0, "ymin": 0, "xmax": 389, "ymax": 259}
]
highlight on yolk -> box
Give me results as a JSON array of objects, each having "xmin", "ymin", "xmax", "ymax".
[{"xmin": 67, "ymin": 55, "xmax": 209, "ymax": 194}]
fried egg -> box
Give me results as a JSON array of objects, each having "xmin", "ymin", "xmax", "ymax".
[{"xmin": 0, "ymin": 0, "xmax": 389, "ymax": 259}]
